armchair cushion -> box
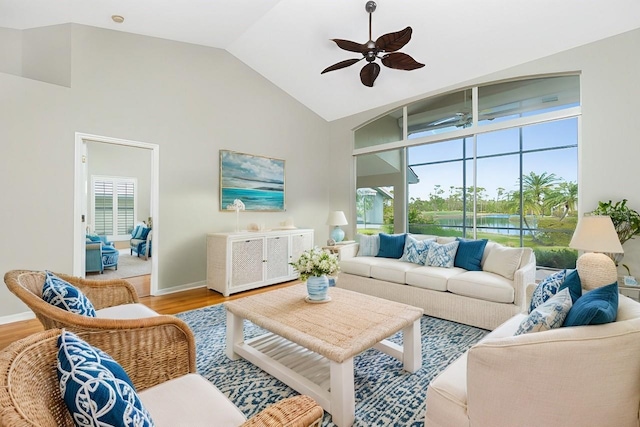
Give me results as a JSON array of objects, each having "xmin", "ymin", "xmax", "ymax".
[
  {"xmin": 57, "ymin": 331, "xmax": 154, "ymax": 426},
  {"xmin": 139, "ymin": 374, "xmax": 246, "ymax": 427},
  {"xmin": 42, "ymin": 271, "xmax": 96, "ymax": 317}
]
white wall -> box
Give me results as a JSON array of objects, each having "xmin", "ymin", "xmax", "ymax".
[
  {"xmin": 0, "ymin": 24, "xmax": 331, "ymax": 319},
  {"xmin": 86, "ymin": 141, "xmax": 152, "ymax": 232},
  {"xmin": 329, "ymin": 27, "xmax": 640, "ymax": 278},
  {"xmin": 0, "ymin": 27, "xmax": 21, "ymax": 76}
]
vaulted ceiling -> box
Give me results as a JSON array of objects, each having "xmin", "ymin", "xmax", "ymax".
[{"xmin": 2, "ymin": 0, "xmax": 640, "ymax": 121}]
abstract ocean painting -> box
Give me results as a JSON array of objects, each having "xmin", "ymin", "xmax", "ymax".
[{"xmin": 220, "ymin": 150, "xmax": 285, "ymax": 211}]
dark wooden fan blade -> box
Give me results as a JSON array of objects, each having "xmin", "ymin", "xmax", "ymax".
[
  {"xmin": 375, "ymin": 27, "xmax": 412, "ymax": 52},
  {"xmin": 360, "ymin": 62, "xmax": 380, "ymax": 87},
  {"xmin": 331, "ymin": 39, "xmax": 367, "ymax": 53},
  {"xmin": 381, "ymin": 52, "xmax": 425, "ymax": 70},
  {"xmin": 321, "ymin": 58, "xmax": 362, "ymax": 74}
]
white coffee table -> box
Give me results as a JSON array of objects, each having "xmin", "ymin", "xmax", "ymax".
[{"xmin": 224, "ymin": 284, "xmax": 424, "ymax": 427}]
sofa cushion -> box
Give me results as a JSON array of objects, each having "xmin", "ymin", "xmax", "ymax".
[
  {"xmin": 376, "ymin": 233, "xmax": 406, "ymax": 259},
  {"xmin": 515, "ymin": 288, "xmax": 573, "ymax": 335},
  {"xmin": 447, "ymin": 271, "xmax": 515, "ymax": 303},
  {"xmin": 425, "ymin": 241, "xmax": 460, "ymax": 268},
  {"xmin": 96, "ymin": 303, "xmax": 160, "ymax": 319},
  {"xmin": 482, "ymin": 246, "xmax": 524, "ymax": 280},
  {"xmin": 42, "ymin": 271, "xmax": 96, "ymax": 317},
  {"xmin": 559, "ymin": 269, "xmax": 582, "ymax": 304},
  {"xmin": 564, "ymin": 282, "xmax": 619, "ymax": 327},
  {"xmin": 370, "ymin": 259, "xmax": 421, "ymax": 284},
  {"xmin": 454, "ymin": 238, "xmax": 488, "ymax": 271},
  {"xmin": 139, "ymin": 374, "xmax": 246, "ymax": 427},
  {"xmin": 339, "ymin": 256, "xmax": 377, "ymax": 277},
  {"xmin": 405, "ymin": 266, "xmax": 467, "ymax": 291},
  {"xmin": 57, "ymin": 331, "xmax": 154, "ymax": 426},
  {"xmin": 356, "ymin": 234, "xmax": 379, "ymax": 257},
  {"xmin": 529, "ymin": 269, "xmax": 568, "ymax": 313},
  {"xmin": 400, "ymin": 235, "xmax": 434, "ymax": 265}
]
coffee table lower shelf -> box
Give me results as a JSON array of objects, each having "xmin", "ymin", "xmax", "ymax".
[{"xmin": 226, "ymin": 311, "xmax": 421, "ymax": 427}]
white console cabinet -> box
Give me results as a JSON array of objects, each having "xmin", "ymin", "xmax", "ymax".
[{"xmin": 207, "ymin": 229, "xmax": 314, "ymax": 296}]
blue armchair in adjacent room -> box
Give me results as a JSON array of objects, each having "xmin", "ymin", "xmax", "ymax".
[
  {"xmin": 85, "ymin": 234, "xmax": 119, "ymax": 273},
  {"xmin": 130, "ymin": 225, "xmax": 152, "ymax": 260}
]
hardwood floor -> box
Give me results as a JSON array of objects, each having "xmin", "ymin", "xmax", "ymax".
[{"xmin": 0, "ymin": 276, "xmax": 299, "ymax": 350}]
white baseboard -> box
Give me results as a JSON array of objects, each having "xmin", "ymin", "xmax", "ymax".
[
  {"xmin": 153, "ymin": 280, "xmax": 206, "ymax": 296},
  {"xmin": 0, "ymin": 311, "xmax": 36, "ymax": 325}
]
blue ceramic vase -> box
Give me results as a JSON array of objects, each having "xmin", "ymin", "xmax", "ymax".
[{"xmin": 306, "ymin": 275, "xmax": 329, "ymax": 301}]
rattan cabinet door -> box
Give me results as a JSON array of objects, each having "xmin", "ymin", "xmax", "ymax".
[
  {"xmin": 265, "ymin": 235, "xmax": 289, "ymax": 280},
  {"xmin": 230, "ymin": 237, "xmax": 264, "ymax": 288},
  {"xmin": 290, "ymin": 231, "xmax": 314, "ymax": 276}
]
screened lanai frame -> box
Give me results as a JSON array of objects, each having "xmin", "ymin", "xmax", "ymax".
[{"xmin": 352, "ymin": 74, "xmax": 581, "ymax": 264}]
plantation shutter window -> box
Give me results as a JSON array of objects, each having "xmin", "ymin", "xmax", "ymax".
[{"xmin": 91, "ymin": 176, "xmax": 137, "ymax": 240}]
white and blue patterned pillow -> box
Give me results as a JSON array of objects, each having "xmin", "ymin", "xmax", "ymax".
[
  {"xmin": 42, "ymin": 271, "xmax": 96, "ymax": 317},
  {"xmin": 356, "ymin": 234, "xmax": 380, "ymax": 257},
  {"xmin": 57, "ymin": 331, "xmax": 155, "ymax": 427},
  {"xmin": 425, "ymin": 241, "xmax": 460, "ymax": 268},
  {"xmin": 529, "ymin": 269, "xmax": 567, "ymax": 313},
  {"xmin": 515, "ymin": 288, "xmax": 573, "ymax": 335},
  {"xmin": 400, "ymin": 236, "xmax": 434, "ymax": 265}
]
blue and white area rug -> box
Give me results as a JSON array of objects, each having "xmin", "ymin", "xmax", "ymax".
[{"xmin": 176, "ymin": 304, "xmax": 488, "ymax": 426}]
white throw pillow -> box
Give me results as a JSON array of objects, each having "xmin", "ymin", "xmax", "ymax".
[
  {"xmin": 482, "ymin": 245, "xmax": 524, "ymax": 280},
  {"xmin": 515, "ymin": 288, "xmax": 573, "ymax": 335},
  {"xmin": 356, "ymin": 234, "xmax": 379, "ymax": 257}
]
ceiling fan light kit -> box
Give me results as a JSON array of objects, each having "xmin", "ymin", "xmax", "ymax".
[{"xmin": 322, "ymin": 1, "xmax": 424, "ymax": 87}]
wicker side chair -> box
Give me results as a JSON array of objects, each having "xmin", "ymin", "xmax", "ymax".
[
  {"xmin": 3, "ymin": 270, "xmax": 175, "ymax": 333},
  {"xmin": 0, "ymin": 328, "xmax": 324, "ymax": 427}
]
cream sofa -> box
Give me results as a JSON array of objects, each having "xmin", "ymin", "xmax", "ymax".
[
  {"xmin": 336, "ymin": 236, "xmax": 537, "ymax": 330},
  {"xmin": 425, "ymin": 292, "xmax": 640, "ymax": 427}
]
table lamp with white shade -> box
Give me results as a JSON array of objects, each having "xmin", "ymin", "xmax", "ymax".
[
  {"xmin": 327, "ymin": 211, "xmax": 348, "ymax": 243},
  {"xmin": 569, "ymin": 215, "xmax": 623, "ymax": 290}
]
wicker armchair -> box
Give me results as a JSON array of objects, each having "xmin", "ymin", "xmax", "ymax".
[
  {"xmin": 0, "ymin": 328, "xmax": 324, "ymax": 426},
  {"xmin": 3, "ymin": 270, "xmax": 172, "ymax": 333}
]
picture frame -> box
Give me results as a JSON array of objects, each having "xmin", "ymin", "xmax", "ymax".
[{"xmin": 220, "ymin": 150, "xmax": 286, "ymax": 211}]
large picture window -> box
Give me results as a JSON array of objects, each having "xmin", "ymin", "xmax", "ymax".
[
  {"xmin": 91, "ymin": 176, "xmax": 137, "ymax": 240},
  {"xmin": 354, "ymin": 75, "xmax": 580, "ymax": 269}
]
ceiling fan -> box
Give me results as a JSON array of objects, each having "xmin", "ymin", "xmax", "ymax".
[{"xmin": 321, "ymin": 1, "xmax": 425, "ymax": 87}]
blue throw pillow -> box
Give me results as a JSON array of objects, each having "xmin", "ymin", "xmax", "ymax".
[
  {"xmin": 42, "ymin": 271, "xmax": 96, "ymax": 317},
  {"xmin": 131, "ymin": 225, "xmax": 144, "ymax": 239},
  {"xmin": 376, "ymin": 233, "xmax": 406, "ymax": 259},
  {"xmin": 86, "ymin": 233, "xmax": 101, "ymax": 242},
  {"xmin": 515, "ymin": 288, "xmax": 573, "ymax": 335},
  {"xmin": 356, "ymin": 234, "xmax": 380, "ymax": 257},
  {"xmin": 454, "ymin": 238, "xmax": 488, "ymax": 271},
  {"xmin": 529, "ymin": 269, "xmax": 567, "ymax": 313},
  {"xmin": 140, "ymin": 227, "xmax": 151, "ymax": 240},
  {"xmin": 563, "ymin": 282, "xmax": 619, "ymax": 327},
  {"xmin": 425, "ymin": 240, "xmax": 460, "ymax": 268},
  {"xmin": 400, "ymin": 235, "xmax": 434, "ymax": 265},
  {"xmin": 57, "ymin": 331, "xmax": 154, "ymax": 426},
  {"xmin": 558, "ymin": 269, "xmax": 582, "ymax": 304}
]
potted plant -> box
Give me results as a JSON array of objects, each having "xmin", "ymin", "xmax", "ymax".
[
  {"xmin": 290, "ymin": 247, "xmax": 340, "ymax": 302},
  {"xmin": 591, "ymin": 199, "xmax": 640, "ymax": 275}
]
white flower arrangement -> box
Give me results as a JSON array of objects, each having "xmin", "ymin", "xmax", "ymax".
[{"xmin": 290, "ymin": 246, "xmax": 340, "ymax": 282}]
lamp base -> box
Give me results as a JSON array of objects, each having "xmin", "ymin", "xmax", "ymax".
[
  {"xmin": 576, "ymin": 252, "xmax": 618, "ymax": 290},
  {"xmin": 330, "ymin": 226, "xmax": 345, "ymax": 243}
]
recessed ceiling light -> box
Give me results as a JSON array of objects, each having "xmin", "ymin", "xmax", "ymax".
[{"xmin": 111, "ymin": 15, "xmax": 125, "ymax": 24}]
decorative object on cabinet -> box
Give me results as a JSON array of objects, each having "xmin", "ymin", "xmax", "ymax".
[
  {"xmin": 220, "ymin": 150, "xmax": 285, "ymax": 212},
  {"xmin": 226, "ymin": 198, "xmax": 245, "ymax": 232},
  {"xmin": 206, "ymin": 229, "xmax": 314, "ymax": 296},
  {"xmin": 326, "ymin": 211, "xmax": 348, "ymax": 243}
]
